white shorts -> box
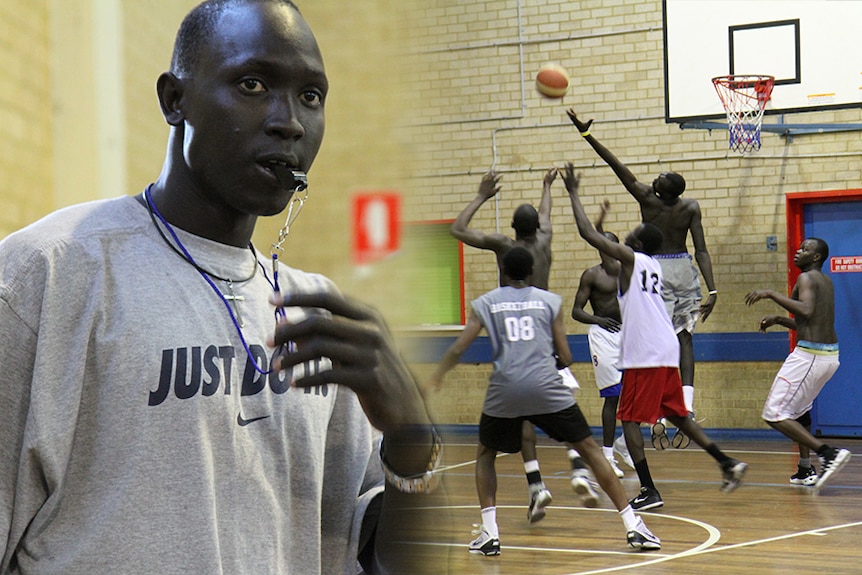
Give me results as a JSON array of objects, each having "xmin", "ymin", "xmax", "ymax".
[
  {"xmin": 587, "ymin": 324, "xmax": 622, "ymax": 391},
  {"xmin": 559, "ymin": 366, "xmax": 580, "ymax": 391},
  {"xmin": 761, "ymin": 345, "xmax": 840, "ymax": 422}
]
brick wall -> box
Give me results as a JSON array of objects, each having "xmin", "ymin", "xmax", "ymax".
[{"xmin": 0, "ymin": 0, "xmax": 52, "ymax": 237}]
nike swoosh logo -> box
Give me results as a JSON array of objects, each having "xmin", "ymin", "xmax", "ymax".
[
  {"xmin": 237, "ymin": 413, "xmax": 271, "ymax": 426},
  {"xmin": 633, "ymin": 496, "xmax": 649, "ymax": 504}
]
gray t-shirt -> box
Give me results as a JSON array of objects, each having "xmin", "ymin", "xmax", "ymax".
[
  {"xmin": 0, "ymin": 196, "xmax": 381, "ymax": 575},
  {"xmin": 471, "ymin": 286, "xmax": 574, "ymax": 417}
]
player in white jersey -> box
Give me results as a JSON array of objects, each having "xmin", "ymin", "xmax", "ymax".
[
  {"xmin": 563, "ymin": 164, "xmax": 747, "ymax": 512},
  {"xmin": 567, "ymin": 109, "xmax": 719, "ymax": 450},
  {"xmin": 428, "ymin": 247, "xmax": 661, "ymax": 555}
]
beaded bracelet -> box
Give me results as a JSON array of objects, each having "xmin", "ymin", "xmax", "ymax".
[{"xmin": 379, "ymin": 428, "xmax": 443, "ymax": 494}]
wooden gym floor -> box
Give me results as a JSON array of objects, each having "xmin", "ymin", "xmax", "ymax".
[{"xmin": 413, "ymin": 432, "xmax": 862, "ymax": 575}]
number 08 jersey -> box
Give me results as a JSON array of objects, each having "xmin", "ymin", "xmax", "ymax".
[
  {"xmin": 618, "ymin": 252, "xmax": 681, "ymax": 369},
  {"xmin": 471, "ymin": 286, "xmax": 575, "ymax": 418}
]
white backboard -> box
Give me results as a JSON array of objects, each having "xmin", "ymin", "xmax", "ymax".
[{"xmin": 663, "ymin": 0, "xmax": 862, "ymax": 122}]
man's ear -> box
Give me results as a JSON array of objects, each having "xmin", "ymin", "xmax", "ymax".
[{"xmin": 156, "ymin": 71, "xmax": 185, "ymax": 126}]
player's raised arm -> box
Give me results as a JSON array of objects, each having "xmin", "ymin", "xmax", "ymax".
[
  {"xmin": 538, "ymin": 166, "xmax": 557, "ymax": 234},
  {"xmin": 566, "ymin": 108, "xmax": 652, "ymax": 203},
  {"xmin": 450, "ymin": 171, "xmax": 508, "ymax": 252},
  {"xmin": 563, "ymin": 164, "xmax": 632, "ymax": 266}
]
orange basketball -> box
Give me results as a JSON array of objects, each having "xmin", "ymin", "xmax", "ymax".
[{"xmin": 535, "ymin": 63, "xmax": 570, "ymax": 98}]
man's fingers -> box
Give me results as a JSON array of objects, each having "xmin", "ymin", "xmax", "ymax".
[
  {"xmin": 274, "ymin": 336, "xmax": 379, "ymax": 371},
  {"xmin": 273, "ymin": 291, "xmax": 378, "ymax": 323}
]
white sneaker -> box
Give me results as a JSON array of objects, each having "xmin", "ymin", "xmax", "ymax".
[
  {"xmin": 613, "ymin": 435, "xmax": 635, "ymax": 469},
  {"xmin": 606, "ymin": 455, "xmax": 624, "ymax": 478},
  {"xmin": 570, "ymin": 469, "xmax": 599, "ymax": 508},
  {"xmin": 468, "ymin": 524, "xmax": 500, "ymax": 556},
  {"xmin": 527, "ymin": 488, "xmax": 552, "ymax": 523},
  {"xmin": 627, "ymin": 517, "xmax": 661, "ymax": 551}
]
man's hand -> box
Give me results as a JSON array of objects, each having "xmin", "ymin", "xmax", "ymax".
[
  {"xmin": 757, "ymin": 315, "xmax": 780, "ymax": 333},
  {"xmin": 597, "ymin": 316, "xmax": 621, "ymax": 333},
  {"xmin": 420, "ymin": 378, "xmax": 443, "ymax": 396},
  {"xmin": 562, "ymin": 162, "xmax": 582, "ymax": 196},
  {"xmin": 599, "ymin": 199, "xmax": 611, "ymax": 218},
  {"xmin": 268, "ymin": 291, "xmax": 431, "ymax": 433},
  {"xmin": 543, "ymin": 166, "xmax": 558, "ymax": 188},
  {"xmin": 477, "ymin": 170, "xmax": 501, "ymax": 201},
  {"xmin": 699, "ymin": 293, "xmax": 717, "ymax": 322},
  {"xmin": 566, "ymin": 108, "xmax": 593, "ymax": 134},
  {"xmin": 744, "ymin": 290, "xmax": 773, "ymax": 306}
]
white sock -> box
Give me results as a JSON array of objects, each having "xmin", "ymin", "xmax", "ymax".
[
  {"xmin": 524, "ymin": 459, "xmax": 540, "ymax": 474},
  {"xmin": 567, "ymin": 449, "xmax": 581, "ymax": 461},
  {"xmin": 799, "ymin": 457, "xmax": 811, "ymax": 468},
  {"xmin": 603, "ymin": 446, "xmax": 614, "ymax": 460},
  {"xmin": 683, "ymin": 385, "xmax": 695, "ymax": 413},
  {"xmin": 481, "ymin": 507, "xmax": 498, "ymax": 538},
  {"xmin": 619, "ymin": 505, "xmax": 639, "ymax": 531}
]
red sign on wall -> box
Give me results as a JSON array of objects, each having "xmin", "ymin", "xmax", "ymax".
[
  {"xmin": 352, "ymin": 192, "xmax": 401, "ymax": 264},
  {"xmin": 831, "ymin": 256, "xmax": 862, "ymax": 273}
]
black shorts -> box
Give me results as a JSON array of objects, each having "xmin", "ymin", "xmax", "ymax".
[{"xmin": 479, "ymin": 405, "xmax": 593, "ymax": 453}]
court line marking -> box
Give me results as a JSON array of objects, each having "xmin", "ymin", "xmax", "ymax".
[
  {"xmin": 432, "ymin": 445, "xmax": 861, "ymax": 572},
  {"xmin": 424, "ymin": 508, "xmax": 862, "ymax": 575},
  {"xmin": 415, "ymin": 504, "xmax": 722, "ymax": 574}
]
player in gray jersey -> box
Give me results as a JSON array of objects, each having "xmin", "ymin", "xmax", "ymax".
[
  {"xmin": 451, "ymin": 167, "xmax": 594, "ymax": 522},
  {"xmin": 428, "ymin": 247, "xmax": 661, "ymax": 556}
]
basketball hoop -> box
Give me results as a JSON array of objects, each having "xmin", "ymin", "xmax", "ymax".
[{"xmin": 712, "ymin": 75, "xmax": 775, "ymax": 154}]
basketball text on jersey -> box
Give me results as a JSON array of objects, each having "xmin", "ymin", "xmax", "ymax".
[{"xmin": 489, "ymin": 300, "xmax": 548, "ymax": 313}]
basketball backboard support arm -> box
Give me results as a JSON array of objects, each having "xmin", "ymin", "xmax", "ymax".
[{"xmin": 678, "ymin": 119, "xmax": 862, "ymax": 143}]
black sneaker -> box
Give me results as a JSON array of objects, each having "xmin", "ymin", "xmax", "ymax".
[
  {"xmin": 816, "ymin": 448, "xmax": 851, "ymax": 489},
  {"xmin": 629, "ymin": 486, "xmax": 663, "ymax": 511},
  {"xmin": 468, "ymin": 524, "xmax": 500, "ymax": 556},
  {"xmin": 627, "ymin": 517, "xmax": 662, "ymax": 551},
  {"xmin": 789, "ymin": 465, "xmax": 818, "ymax": 486},
  {"xmin": 650, "ymin": 419, "xmax": 669, "ymax": 451},
  {"xmin": 720, "ymin": 459, "xmax": 748, "ymax": 493}
]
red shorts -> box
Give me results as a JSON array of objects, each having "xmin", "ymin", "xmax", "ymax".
[{"xmin": 617, "ymin": 367, "xmax": 688, "ymax": 424}]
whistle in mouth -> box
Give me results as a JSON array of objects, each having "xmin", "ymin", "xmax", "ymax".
[{"xmin": 273, "ymin": 165, "xmax": 308, "ymax": 192}]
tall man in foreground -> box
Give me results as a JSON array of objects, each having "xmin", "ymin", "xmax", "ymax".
[
  {"xmin": 745, "ymin": 237, "xmax": 850, "ymax": 489},
  {"xmin": 567, "ymin": 109, "xmax": 717, "ymax": 450},
  {"xmin": 0, "ymin": 2, "xmax": 442, "ymax": 573},
  {"xmin": 428, "ymin": 247, "xmax": 661, "ymax": 555},
  {"xmin": 563, "ymin": 164, "xmax": 747, "ymax": 512}
]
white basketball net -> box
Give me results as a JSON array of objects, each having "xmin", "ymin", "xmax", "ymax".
[{"xmin": 712, "ymin": 75, "xmax": 775, "ymax": 154}]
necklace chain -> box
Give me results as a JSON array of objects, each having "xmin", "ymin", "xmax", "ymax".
[
  {"xmin": 144, "ymin": 191, "xmax": 258, "ymax": 284},
  {"xmin": 143, "ymin": 185, "xmax": 278, "ymax": 375}
]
